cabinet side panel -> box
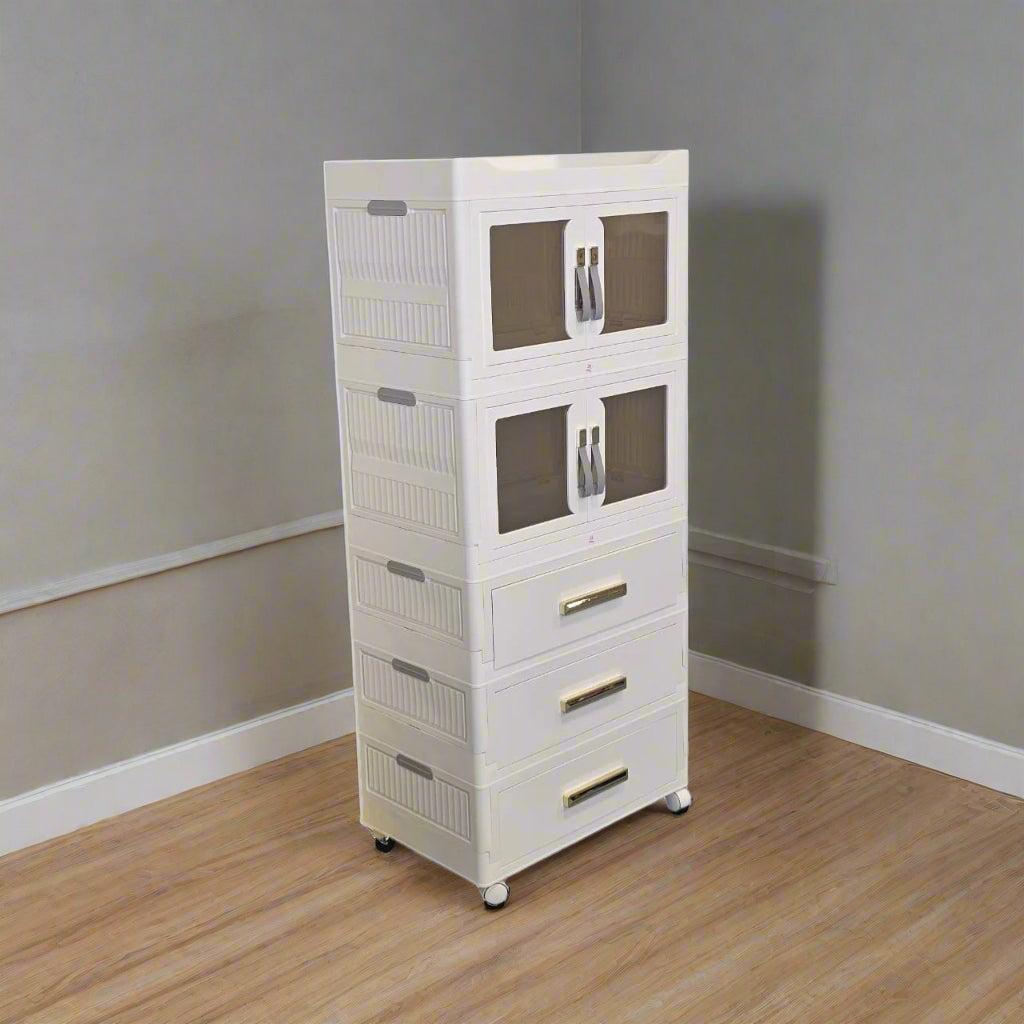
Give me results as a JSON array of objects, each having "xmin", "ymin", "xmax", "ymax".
[
  {"xmin": 364, "ymin": 744, "xmax": 472, "ymax": 840},
  {"xmin": 332, "ymin": 206, "xmax": 451, "ymax": 351},
  {"xmin": 345, "ymin": 388, "xmax": 460, "ymax": 536},
  {"xmin": 359, "ymin": 648, "xmax": 468, "ymax": 742}
]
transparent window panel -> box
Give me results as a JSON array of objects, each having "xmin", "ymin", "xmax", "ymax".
[
  {"xmin": 490, "ymin": 221, "xmax": 569, "ymax": 351},
  {"xmin": 601, "ymin": 386, "xmax": 667, "ymax": 505},
  {"xmin": 600, "ymin": 212, "xmax": 668, "ymax": 334},
  {"xmin": 496, "ymin": 406, "xmax": 570, "ymax": 534}
]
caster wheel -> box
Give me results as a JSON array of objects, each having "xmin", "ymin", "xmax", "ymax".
[
  {"xmin": 374, "ymin": 836, "xmax": 395, "ymax": 852},
  {"xmin": 665, "ymin": 789, "xmax": 692, "ymax": 816},
  {"xmin": 480, "ymin": 881, "xmax": 510, "ymax": 911}
]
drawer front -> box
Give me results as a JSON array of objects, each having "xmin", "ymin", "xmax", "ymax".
[
  {"xmin": 489, "ymin": 622, "xmax": 682, "ymax": 766},
  {"xmin": 490, "ymin": 531, "xmax": 682, "ymax": 668},
  {"xmin": 496, "ymin": 710, "xmax": 679, "ymax": 865}
]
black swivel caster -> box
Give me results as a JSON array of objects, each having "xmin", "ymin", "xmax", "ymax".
[{"xmin": 370, "ymin": 831, "xmax": 396, "ymax": 852}]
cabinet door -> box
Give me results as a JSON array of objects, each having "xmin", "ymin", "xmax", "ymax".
[
  {"xmin": 585, "ymin": 368, "xmax": 684, "ymax": 523},
  {"xmin": 482, "ymin": 208, "xmax": 588, "ymax": 364},
  {"xmin": 481, "ymin": 391, "xmax": 588, "ymax": 548},
  {"xmin": 587, "ymin": 199, "xmax": 678, "ymax": 347}
]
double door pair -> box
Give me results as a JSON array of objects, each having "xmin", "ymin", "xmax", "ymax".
[
  {"xmin": 484, "ymin": 198, "xmax": 680, "ymax": 362},
  {"xmin": 482, "ymin": 368, "xmax": 684, "ymax": 545}
]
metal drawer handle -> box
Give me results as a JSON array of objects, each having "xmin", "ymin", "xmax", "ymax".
[
  {"xmin": 377, "ymin": 387, "xmax": 416, "ymax": 406},
  {"xmin": 560, "ymin": 581, "xmax": 627, "ymax": 616},
  {"xmin": 391, "ymin": 658, "xmax": 429, "ymax": 683},
  {"xmin": 396, "ymin": 753, "xmax": 434, "ymax": 780},
  {"xmin": 386, "ymin": 560, "xmax": 425, "ymax": 582},
  {"xmin": 561, "ymin": 676, "xmax": 627, "ymax": 714},
  {"xmin": 563, "ymin": 767, "xmax": 629, "ymax": 808}
]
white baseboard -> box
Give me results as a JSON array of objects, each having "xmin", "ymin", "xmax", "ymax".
[
  {"xmin": 690, "ymin": 653, "xmax": 1024, "ymax": 800},
  {"xmin": 0, "ymin": 688, "xmax": 356, "ymax": 858}
]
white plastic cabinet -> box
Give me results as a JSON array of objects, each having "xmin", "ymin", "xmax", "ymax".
[{"xmin": 324, "ymin": 152, "xmax": 690, "ymax": 911}]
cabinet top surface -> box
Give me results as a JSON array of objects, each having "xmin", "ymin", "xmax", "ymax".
[{"xmin": 323, "ymin": 150, "xmax": 688, "ymax": 202}]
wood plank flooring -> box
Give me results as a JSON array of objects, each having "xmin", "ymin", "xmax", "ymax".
[{"xmin": 2, "ymin": 693, "xmax": 1022, "ymax": 1024}]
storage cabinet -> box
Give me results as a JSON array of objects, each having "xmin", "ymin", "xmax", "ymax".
[{"xmin": 325, "ymin": 151, "xmax": 690, "ymax": 910}]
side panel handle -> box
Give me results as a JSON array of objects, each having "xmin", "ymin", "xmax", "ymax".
[{"xmin": 386, "ymin": 561, "xmax": 426, "ymax": 583}]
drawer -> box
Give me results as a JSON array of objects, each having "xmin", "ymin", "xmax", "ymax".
[
  {"xmin": 496, "ymin": 710, "xmax": 680, "ymax": 865},
  {"xmin": 488, "ymin": 621, "xmax": 682, "ymax": 766},
  {"xmin": 490, "ymin": 530, "xmax": 682, "ymax": 668}
]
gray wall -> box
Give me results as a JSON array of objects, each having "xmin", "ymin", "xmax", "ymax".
[
  {"xmin": 0, "ymin": 0, "xmax": 581, "ymax": 798},
  {"xmin": 583, "ymin": 0, "xmax": 1024, "ymax": 745}
]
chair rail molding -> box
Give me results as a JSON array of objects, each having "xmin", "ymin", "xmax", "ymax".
[
  {"xmin": 0, "ymin": 510, "xmax": 346, "ymax": 617},
  {"xmin": 688, "ymin": 526, "xmax": 837, "ymax": 593}
]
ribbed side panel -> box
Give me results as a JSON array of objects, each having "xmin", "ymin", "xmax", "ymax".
[
  {"xmin": 345, "ymin": 390, "xmax": 459, "ymax": 535},
  {"xmin": 364, "ymin": 745, "xmax": 471, "ymax": 839},
  {"xmin": 335, "ymin": 208, "xmax": 448, "ymax": 287},
  {"xmin": 350, "ymin": 473, "xmax": 458, "ymax": 534},
  {"xmin": 359, "ymin": 651, "xmax": 468, "ymax": 741},
  {"xmin": 354, "ymin": 557, "xmax": 464, "ymax": 641},
  {"xmin": 340, "ymin": 295, "xmax": 450, "ymax": 349},
  {"xmin": 346, "ymin": 391, "xmax": 455, "ymax": 474}
]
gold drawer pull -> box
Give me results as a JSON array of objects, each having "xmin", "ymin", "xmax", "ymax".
[
  {"xmin": 560, "ymin": 581, "xmax": 627, "ymax": 617},
  {"xmin": 561, "ymin": 676, "xmax": 627, "ymax": 713},
  {"xmin": 563, "ymin": 767, "xmax": 629, "ymax": 808}
]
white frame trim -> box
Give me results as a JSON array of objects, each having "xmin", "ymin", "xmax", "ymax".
[
  {"xmin": 691, "ymin": 652, "xmax": 1024, "ymax": 800},
  {"xmin": 479, "ymin": 389, "xmax": 589, "ymax": 552},
  {"xmin": 587, "ymin": 196, "xmax": 678, "ymax": 349},
  {"xmin": 480, "ymin": 205, "xmax": 588, "ymax": 368},
  {"xmin": 586, "ymin": 367, "xmax": 683, "ymax": 525}
]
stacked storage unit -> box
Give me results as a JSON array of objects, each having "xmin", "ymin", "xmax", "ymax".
[{"xmin": 324, "ymin": 152, "xmax": 690, "ymax": 909}]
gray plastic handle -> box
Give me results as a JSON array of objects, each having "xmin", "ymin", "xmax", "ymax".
[
  {"xmin": 578, "ymin": 431, "xmax": 594, "ymax": 497},
  {"xmin": 575, "ymin": 265, "xmax": 592, "ymax": 322},
  {"xmin": 591, "ymin": 428, "xmax": 606, "ymax": 496},
  {"xmin": 391, "ymin": 658, "xmax": 429, "ymax": 683},
  {"xmin": 377, "ymin": 387, "xmax": 416, "ymax": 406},
  {"xmin": 386, "ymin": 560, "xmax": 425, "ymax": 582},
  {"xmin": 367, "ymin": 200, "xmax": 408, "ymax": 216},
  {"xmin": 396, "ymin": 754, "xmax": 434, "ymax": 780},
  {"xmin": 589, "ymin": 261, "xmax": 604, "ymax": 321}
]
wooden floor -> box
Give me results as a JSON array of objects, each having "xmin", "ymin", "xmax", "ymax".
[{"xmin": 2, "ymin": 694, "xmax": 1022, "ymax": 1024}]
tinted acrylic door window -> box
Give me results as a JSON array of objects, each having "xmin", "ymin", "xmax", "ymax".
[
  {"xmin": 490, "ymin": 221, "xmax": 568, "ymax": 351},
  {"xmin": 600, "ymin": 386, "xmax": 667, "ymax": 504},
  {"xmin": 495, "ymin": 406, "xmax": 570, "ymax": 533},
  {"xmin": 600, "ymin": 212, "xmax": 668, "ymax": 334}
]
